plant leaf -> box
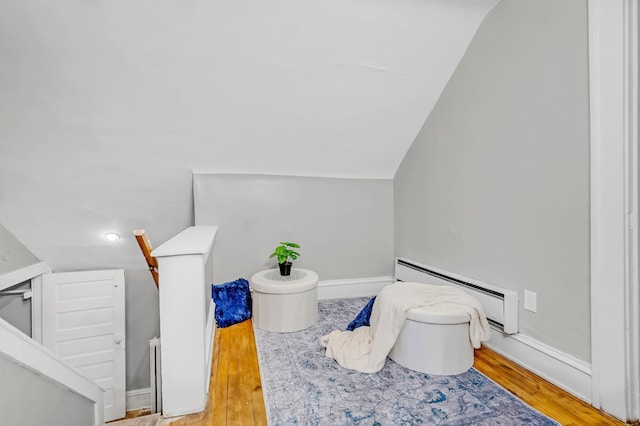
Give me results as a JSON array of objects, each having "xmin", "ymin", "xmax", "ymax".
[{"xmin": 270, "ymin": 241, "xmax": 301, "ymax": 262}]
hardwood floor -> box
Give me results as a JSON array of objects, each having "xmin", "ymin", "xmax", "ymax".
[
  {"xmin": 473, "ymin": 346, "xmax": 623, "ymax": 426},
  {"xmin": 117, "ymin": 319, "xmax": 624, "ymax": 426}
]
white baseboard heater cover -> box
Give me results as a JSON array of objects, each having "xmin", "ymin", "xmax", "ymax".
[
  {"xmin": 149, "ymin": 337, "xmax": 162, "ymax": 414},
  {"xmin": 395, "ymin": 258, "xmax": 518, "ymax": 334}
]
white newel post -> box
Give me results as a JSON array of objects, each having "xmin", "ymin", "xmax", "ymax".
[{"xmin": 152, "ymin": 226, "xmax": 218, "ymax": 418}]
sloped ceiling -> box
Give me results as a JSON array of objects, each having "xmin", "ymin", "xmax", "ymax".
[{"xmin": 0, "ymin": 0, "xmax": 498, "ymax": 271}]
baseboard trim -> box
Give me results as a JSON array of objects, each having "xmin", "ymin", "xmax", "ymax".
[
  {"xmin": 484, "ymin": 328, "xmax": 592, "ymax": 403},
  {"xmin": 126, "ymin": 387, "xmax": 152, "ymax": 411},
  {"xmin": 317, "ymin": 276, "xmax": 393, "ymax": 300}
]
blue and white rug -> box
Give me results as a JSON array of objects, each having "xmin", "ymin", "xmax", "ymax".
[{"xmin": 254, "ymin": 297, "xmax": 560, "ymax": 426}]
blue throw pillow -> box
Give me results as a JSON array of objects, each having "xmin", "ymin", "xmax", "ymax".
[
  {"xmin": 346, "ymin": 296, "xmax": 376, "ymax": 331},
  {"xmin": 211, "ymin": 278, "xmax": 252, "ymax": 328}
]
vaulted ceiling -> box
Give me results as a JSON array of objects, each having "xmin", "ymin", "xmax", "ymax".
[{"xmin": 0, "ymin": 0, "xmax": 498, "ymax": 270}]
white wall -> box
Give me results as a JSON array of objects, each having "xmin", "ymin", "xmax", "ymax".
[
  {"xmin": 394, "ymin": 0, "xmax": 591, "ymax": 361},
  {"xmin": 0, "ymin": 223, "xmax": 39, "ymax": 276},
  {"xmin": 194, "ymin": 174, "xmax": 394, "ymax": 283},
  {"xmin": 0, "ymin": 0, "xmax": 498, "ymax": 391},
  {"xmin": 0, "ymin": 224, "xmax": 39, "ymax": 338}
]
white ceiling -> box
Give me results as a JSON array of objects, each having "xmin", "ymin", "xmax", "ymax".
[{"xmin": 0, "ymin": 0, "xmax": 498, "ymax": 270}]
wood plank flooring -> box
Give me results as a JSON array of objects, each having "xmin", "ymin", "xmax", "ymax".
[
  {"xmin": 473, "ymin": 346, "xmax": 623, "ymax": 426},
  {"xmin": 114, "ymin": 319, "xmax": 624, "ymax": 426}
]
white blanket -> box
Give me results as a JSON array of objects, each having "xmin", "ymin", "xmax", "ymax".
[{"xmin": 319, "ymin": 281, "xmax": 491, "ymax": 373}]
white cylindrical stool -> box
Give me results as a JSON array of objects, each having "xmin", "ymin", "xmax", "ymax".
[
  {"xmin": 250, "ymin": 268, "xmax": 319, "ymax": 332},
  {"xmin": 388, "ymin": 305, "xmax": 473, "ymax": 375}
]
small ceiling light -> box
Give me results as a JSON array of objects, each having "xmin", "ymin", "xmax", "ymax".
[{"xmin": 105, "ymin": 232, "xmax": 120, "ymax": 241}]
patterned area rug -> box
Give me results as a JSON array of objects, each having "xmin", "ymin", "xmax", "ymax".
[{"xmin": 254, "ymin": 297, "xmax": 560, "ymax": 426}]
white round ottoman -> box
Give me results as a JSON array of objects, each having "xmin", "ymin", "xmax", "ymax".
[
  {"xmin": 250, "ymin": 268, "xmax": 319, "ymax": 332},
  {"xmin": 388, "ymin": 305, "xmax": 473, "ymax": 375}
]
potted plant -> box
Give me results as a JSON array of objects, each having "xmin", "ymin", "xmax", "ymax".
[{"xmin": 269, "ymin": 241, "xmax": 301, "ymax": 276}]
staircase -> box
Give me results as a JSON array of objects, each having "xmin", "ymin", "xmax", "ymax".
[{"xmin": 0, "ymin": 317, "xmax": 104, "ymax": 426}]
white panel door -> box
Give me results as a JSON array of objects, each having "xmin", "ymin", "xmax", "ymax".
[{"xmin": 42, "ymin": 269, "xmax": 126, "ymax": 422}]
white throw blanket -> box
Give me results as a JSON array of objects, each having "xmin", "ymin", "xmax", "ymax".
[{"xmin": 319, "ymin": 281, "xmax": 491, "ymax": 373}]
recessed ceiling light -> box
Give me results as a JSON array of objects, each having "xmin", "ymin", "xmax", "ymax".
[{"xmin": 105, "ymin": 232, "xmax": 120, "ymax": 241}]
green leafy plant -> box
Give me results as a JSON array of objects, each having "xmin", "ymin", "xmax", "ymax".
[{"xmin": 269, "ymin": 241, "xmax": 301, "ymax": 264}]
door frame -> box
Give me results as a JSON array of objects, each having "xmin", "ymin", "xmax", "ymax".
[
  {"xmin": 31, "ymin": 274, "xmax": 44, "ymax": 343},
  {"xmin": 589, "ymin": 0, "xmax": 639, "ymax": 421}
]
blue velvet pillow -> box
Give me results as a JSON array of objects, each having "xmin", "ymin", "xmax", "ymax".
[
  {"xmin": 346, "ymin": 296, "xmax": 376, "ymax": 331},
  {"xmin": 211, "ymin": 278, "xmax": 252, "ymax": 328}
]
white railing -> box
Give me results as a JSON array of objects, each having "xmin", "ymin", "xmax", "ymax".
[
  {"xmin": 0, "ymin": 317, "xmax": 104, "ymax": 425},
  {"xmin": 0, "ymin": 261, "xmax": 50, "ymax": 292},
  {"xmin": 152, "ymin": 226, "xmax": 218, "ymax": 417}
]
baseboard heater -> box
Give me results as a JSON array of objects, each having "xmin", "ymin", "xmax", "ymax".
[
  {"xmin": 149, "ymin": 337, "xmax": 162, "ymax": 414},
  {"xmin": 395, "ymin": 258, "xmax": 518, "ymax": 334}
]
